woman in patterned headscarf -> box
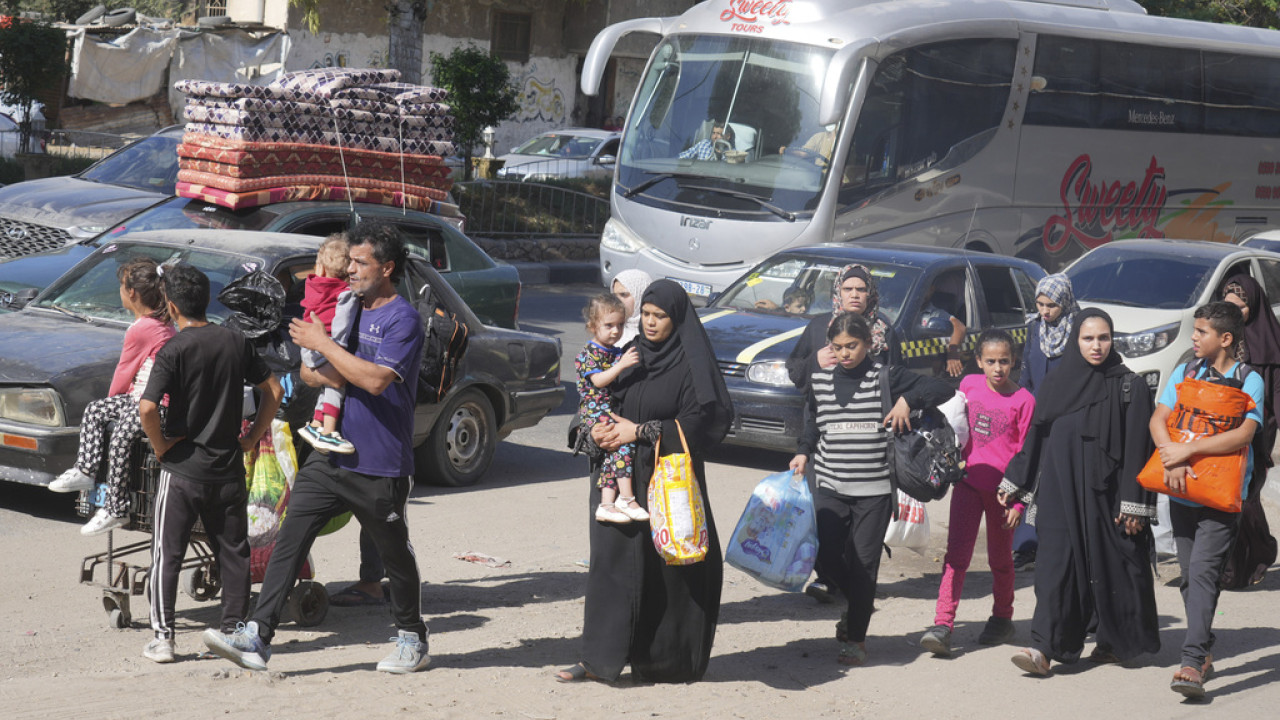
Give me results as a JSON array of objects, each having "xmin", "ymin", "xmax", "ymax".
[
  {"xmin": 787, "ymin": 263, "xmax": 898, "ymax": 390},
  {"xmin": 1020, "ymin": 273, "xmax": 1079, "ymax": 397}
]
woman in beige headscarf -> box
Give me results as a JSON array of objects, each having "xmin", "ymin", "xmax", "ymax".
[{"xmin": 611, "ymin": 269, "xmax": 653, "ymax": 345}]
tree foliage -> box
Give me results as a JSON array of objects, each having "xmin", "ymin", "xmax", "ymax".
[
  {"xmin": 1141, "ymin": 0, "xmax": 1278, "ymax": 29},
  {"xmin": 0, "ymin": 16, "xmax": 68, "ymax": 151},
  {"xmin": 429, "ymin": 45, "xmax": 520, "ymax": 180}
]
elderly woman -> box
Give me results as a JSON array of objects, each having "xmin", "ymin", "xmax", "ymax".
[{"xmin": 557, "ymin": 280, "xmax": 733, "ymax": 684}]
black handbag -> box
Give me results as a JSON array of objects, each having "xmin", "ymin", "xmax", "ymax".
[{"xmin": 879, "ymin": 367, "xmax": 964, "ymax": 503}]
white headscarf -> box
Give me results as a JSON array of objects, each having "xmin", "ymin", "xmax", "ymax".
[{"xmin": 612, "ymin": 269, "xmax": 652, "ymax": 345}]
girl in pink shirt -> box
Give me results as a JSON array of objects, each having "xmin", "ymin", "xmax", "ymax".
[
  {"xmin": 49, "ymin": 258, "xmax": 176, "ymax": 535},
  {"xmin": 920, "ymin": 329, "xmax": 1035, "ymax": 657}
]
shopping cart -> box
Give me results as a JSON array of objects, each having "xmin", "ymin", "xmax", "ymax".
[{"xmin": 77, "ymin": 431, "xmax": 329, "ymax": 629}]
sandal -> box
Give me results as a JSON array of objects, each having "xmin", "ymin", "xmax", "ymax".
[
  {"xmin": 1088, "ymin": 646, "xmax": 1120, "ymax": 664},
  {"xmin": 1011, "ymin": 647, "xmax": 1051, "ymax": 677},
  {"xmin": 1170, "ymin": 665, "xmax": 1206, "ymax": 699},
  {"xmin": 837, "ymin": 641, "xmax": 867, "ymax": 666},
  {"xmin": 555, "ymin": 663, "xmax": 598, "ymax": 683}
]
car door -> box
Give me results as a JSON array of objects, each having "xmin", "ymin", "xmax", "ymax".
[
  {"xmin": 904, "ymin": 266, "xmax": 973, "ymax": 379},
  {"xmin": 1252, "ymin": 256, "xmax": 1280, "ymax": 320},
  {"xmin": 973, "ymin": 262, "xmax": 1040, "ymax": 369}
]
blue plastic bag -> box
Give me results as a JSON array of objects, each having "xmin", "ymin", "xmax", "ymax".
[{"xmin": 725, "ymin": 470, "xmax": 819, "ymax": 591}]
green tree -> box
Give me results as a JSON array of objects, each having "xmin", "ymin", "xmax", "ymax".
[
  {"xmin": 1142, "ymin": 0, "xmax": 1279, "ymax": 29},
  {"xmin": 429, "ymin": 45, "xmax": 520, "ymax": 181},
  {"xmin": 0, "ymin": 16, "xmax": 68, "ymax": 152}
]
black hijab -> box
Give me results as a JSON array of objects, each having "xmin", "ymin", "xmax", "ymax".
[
  {"xmin": 623, "ymin": 280, "xmax": 733, "ymax": 443},
  {"xmin": 1221, "ymin": 274, "xmax": 1280, "ymax": 365},
  {"xmin": 1031, "ymin": 308, "xmax": 1133, "ymax": 479}
]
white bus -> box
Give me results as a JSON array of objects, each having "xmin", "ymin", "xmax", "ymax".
[{"xmin": 581, "ymin": 0, "xmax": 1280, "ymax": 295}]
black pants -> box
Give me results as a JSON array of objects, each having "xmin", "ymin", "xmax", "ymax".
[
  {"xmin": 251, "ymin": 452, "xmax": 426, "ymax": 641},
  {"xmin": 815, "ymin": 490, "xmax": 893, "ymax": 643},
  {"xmin": 1171, "ymin": 501, "xmax": 1240, "ymax": 668},
  {"xmin": 149, "ymin": 470, "xmax": 250, "ymax": 639}
]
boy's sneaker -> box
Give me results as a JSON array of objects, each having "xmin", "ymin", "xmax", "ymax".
[
  {"xmin": 202, "ymin": 621, "xmax": 271, "ymax": 671},
  {"xmin": 48, "ymin": 467, "xmax": 95, "ymax": 493},
  {"xmin": 81, "ymin": 508, "xmax": 128, "ymax": 536},
  {"xmin": 920, "ymin": 625, "xmax": 953, "ymax": 657},
  {"xmin": 978, "ymin": 616, "xmax": 1016, "ymax": 646},
  {"xmin": 143, "ymin": 637, "xmax": 175, "ymax": 663},
  {"xmin": 376, "ymin": 630, "xmax": 431, "ymax": 674}
]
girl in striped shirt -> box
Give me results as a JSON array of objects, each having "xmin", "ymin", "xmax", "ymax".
[{"xmin": 789, "ymin": 311, "xmax": 954, "ymax": 666}]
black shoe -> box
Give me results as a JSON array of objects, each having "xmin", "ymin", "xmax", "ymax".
[
  {"xmin": 978, "ymin": 616, "xmax": 1015, "ymax": 646},
  {"xmin": 1013, "ymin": 550, "xmax": 1036, "ymax": 572},
  {"xmin": 805, "ymin": 581, "xmax": 839, "ymax": 604}
]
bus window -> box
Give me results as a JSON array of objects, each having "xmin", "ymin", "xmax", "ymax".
[
  {"xmin": 839, "ymin": 39, "xmax": 1016, "ymax": 207},
  {"xmin": 1204, "ymin": 53, "xmax": 1280, "ymax": 138}
]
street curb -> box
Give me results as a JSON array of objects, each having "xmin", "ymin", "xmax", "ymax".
[{"xmin": 511, "ymin": 261, "xmax": 601, "ymax": 286}]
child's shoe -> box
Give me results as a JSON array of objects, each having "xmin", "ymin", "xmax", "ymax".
[
  {"xmin": 920, "ymin": 625, "xmax": 953, "ymax": 657},
  {"xmin": 143, "ymin": 637, "xmax": 175, "ymax": 663},
  {"xmin": 81, "ymin": 508, "xmax": 128, "ymax": 536},
  {"xmin": 616, "ymin": 496, "xmax": 650, "ymax": 522},
  {"xmin": 595, "ymin": 503, "xmax": 632, "ymax": 524},
  {"xmin": 978, "ymin": 616, "xmax": 1015, "ymax": 646},
  {"xmin": 299, "ymin": 424, "xmax": 355, "ymax": 454},
  {"xmin": 48, "ymin": 467, "xmax": 95, "ymax": 493}
]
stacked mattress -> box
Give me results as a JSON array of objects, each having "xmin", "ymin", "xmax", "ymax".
[{"xmin": 174, "ymin": 68, "xmax": 459, "ymax": 214}]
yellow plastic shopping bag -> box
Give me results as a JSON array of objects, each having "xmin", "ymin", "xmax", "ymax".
[{"xmin": 647, "ymin": 420, "xmax": 709, "ymax": 565}]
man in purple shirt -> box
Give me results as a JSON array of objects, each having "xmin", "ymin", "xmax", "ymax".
[{"xmin": 204, "ymin": 222, "xmax": 430, "ymax": 674}]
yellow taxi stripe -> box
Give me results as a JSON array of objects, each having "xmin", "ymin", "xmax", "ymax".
[
  {"xmin": 898, "ymin": 326, "xmax": 1030, "ymax": 359},
  {"xmin": 737, "ymin": 326, "xmax": 807, "ymax": 363},
  {"xmin": 699, "ymin": 309, "xmax": 736, "ymax": 324}
]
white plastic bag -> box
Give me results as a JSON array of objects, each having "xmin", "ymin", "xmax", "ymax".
[
  {"xmin": 939, "ymin": 390, "xmax": 969, "ymax": 449},
  {"xmin": 726, "ymin": 470, "xmax": 819, "ymax": 591},
  {"xmin": 883, "ymin": 490, "xmax": 930, "ymax": 553}
]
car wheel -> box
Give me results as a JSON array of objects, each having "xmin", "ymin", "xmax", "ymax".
[
  {"xmin": 102, "ymin": 7, "xmax": 136, "ymax": 26},
  {"xmin": 416, "ymin": 388, "xmax": 496, "ymax": 486},
  {"xmin": 75, "ymin": 4, "xmax": 106, "ymax": 24}
]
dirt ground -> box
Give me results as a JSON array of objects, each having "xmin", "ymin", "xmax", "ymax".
[{"xmin": 3, "ymin": 430, "xmax": 1280, "ymax": 719}]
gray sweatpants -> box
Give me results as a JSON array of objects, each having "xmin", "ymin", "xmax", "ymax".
[{"xmin": 1170, "ymin": 501, "xmax": 1240, "ymax": 669}]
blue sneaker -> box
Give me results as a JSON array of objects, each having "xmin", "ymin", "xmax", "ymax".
[
  {"xmin": 376, "ymin": 629, "xmax": 430, "ymax": 674},
  {"xmin": 202, "ymin": 621, "xmax": 271, "ymax": 671}
]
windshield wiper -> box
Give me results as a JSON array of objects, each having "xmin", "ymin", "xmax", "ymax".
[
  {"xmin": 689, "ymin": 186, "xmax": 797, "ymax": 222},
  {"xmin": 621, "ymin": 171, "xmax": 704, "ymax": 198},
  {"xmin": 48, "ymin": 303, "xmax": 91, "ymax": 322}
]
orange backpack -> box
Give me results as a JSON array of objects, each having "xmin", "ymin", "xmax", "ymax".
[{"xmin": 1137, "ymin": 361, "xmax": 1254, "ymax": 513}]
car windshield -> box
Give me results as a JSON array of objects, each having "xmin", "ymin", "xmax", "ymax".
[
  {"xmin": 32, "ymin": 241, "xmax": 264, "ymax": 323},
  {"xmin": 512, "ymin": 134, "xmax": 602, "ymax": 159},
  {"xmin": 79, "ymin": 133, "xmax": 182, "ymax": 194},
  {"xmin": 1066, "ymin": 247, "xmax": 1219, "ymax": 310},
  {"xmin": 711, "ymin": 254, "xmax": 921, "ymax": 324},
  {"xmin": 105, "ymin": 197, "xmax": 287, "ymax": 237}
]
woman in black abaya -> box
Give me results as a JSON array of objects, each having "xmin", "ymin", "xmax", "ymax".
[
  {"xmin": 558, "ymin": 280, "xmax": 733, "ymax": 684},
  {"xmin": 998, "ymin": 308, "xmax": 1160, "ymax": 675}
]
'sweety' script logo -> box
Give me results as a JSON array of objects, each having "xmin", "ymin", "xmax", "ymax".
[
  {"xmin": 1041, "ymin": 154, "xmax": 1168, "ymax": 253},
  {"xmin": 720, "ymin": 0, "xmax": 793, "ymax": 29}
]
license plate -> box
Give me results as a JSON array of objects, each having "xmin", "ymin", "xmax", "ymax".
[{"xmin": 669, "ymin": 277, "xmax": 713, "ymax": 297}]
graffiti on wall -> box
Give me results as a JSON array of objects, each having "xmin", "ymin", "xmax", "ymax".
[
  {"xmin": 291, "ymin": 33, "xmax": 387, "ymax": 72},
  {"xmin": 516, "ymin": 62, "xmax": 567, "ymax": 123}
]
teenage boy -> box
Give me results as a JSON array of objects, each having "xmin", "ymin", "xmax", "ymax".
[
  {"xmin": 1150, "ymin": 301, "xmax": 1263, "ymax": 700},
  {"xmin": 138, "ymin": 262, "xmax": 283, "ymax": 663},
  {"xmin": 203, "ymin": 222, "xmax": 430, "ymax": 674}
]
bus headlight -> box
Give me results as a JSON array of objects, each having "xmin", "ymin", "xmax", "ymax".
[
  {"xmin": 0, "ymin": 387, "xmax": 65, "ymax": 427},
  {"xmin": 746, "ymin": 360, "xmax": 791, "ymax": 386},
  {"xmin": 600, "ymin": 218, "xmax": 647, "ymax": 254},
  {"xmin": 1113, "ymin": 322, "xmax": 1179, "ymax": 358}
]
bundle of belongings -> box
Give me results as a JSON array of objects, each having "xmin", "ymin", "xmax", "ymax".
[{"xmin": 173, "ymin": 68, "xmax": 459, "ymax": 217}]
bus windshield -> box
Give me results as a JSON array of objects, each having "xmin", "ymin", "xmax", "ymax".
[{"xmin": 618, "ymin": 34, "xmax": 838, "ymax": 217}]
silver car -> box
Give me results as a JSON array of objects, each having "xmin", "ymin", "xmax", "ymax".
[{"xmin": 495, "ymin": 128, "xmax": 620, "ymax": 181}]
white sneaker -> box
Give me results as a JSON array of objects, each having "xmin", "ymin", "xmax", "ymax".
[
  {"xmin": 49, "ymin": 468, "xmax": 95, "ymax": 493},
  {"xmin": 81, "ymin": 509, "xmax": 128, "ymax": 536},
  {"xmin": 143, "ymin": 637, "xmax": 175, "ymax": 663},
  {"xmin": 376, "ymin": 630, "xmax": 431, "ymax": 674},
  {"xmin": 595, "ymin": 503, "xmax": 632, "ymax": 524}
]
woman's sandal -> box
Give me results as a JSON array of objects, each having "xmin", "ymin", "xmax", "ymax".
[
  {"xmin": 837, "ymin": 641, "xmax": 868, "ymax": 666},
  {"xmin": 1011, "ymin": 647, "xmax": 1051, "ymax": 677},
  {"xmin": 555, "ymin": 663, "xmax": 598, "ymax": 683},
  {"xmin": 1088, "ymin": 646, "xmax": 1121, "ymax": 664}
]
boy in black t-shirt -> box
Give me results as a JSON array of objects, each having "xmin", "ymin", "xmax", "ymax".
[{"xmin": 138, "ymin": 263, "xmax": 283, "ymax": 663}]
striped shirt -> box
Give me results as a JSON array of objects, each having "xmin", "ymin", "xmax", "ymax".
[{"xmin": 812, "ymin": 364, "xmax": 892, "ymax": 497}]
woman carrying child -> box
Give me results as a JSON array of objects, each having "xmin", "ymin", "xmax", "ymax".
[
  {"xmin": 789, "ymin": 311, "xmax": 954, "ymax": 666},
  {"xmin": 999, "ymin": 308, "xmax": 1159, "ymax": 676},
  {"xmin": 49, "ymin": 258, "xmax": 175, "ymax": 535},
  {"xmin": 574, "ymin": 294, "xmax": 645, "ymax": 523},
  {"xmin": 920, "ymin": 329, "xmax": 1034, "ymax": 657}
]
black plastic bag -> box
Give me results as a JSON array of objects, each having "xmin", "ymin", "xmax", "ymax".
[{"xmin": 218, "ymin": 270, "xmax": 286, "ymax": 339}]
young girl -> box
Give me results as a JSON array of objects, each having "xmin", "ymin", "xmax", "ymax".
[
  {"xmin": 575, "ymin": 294, "xmax": 646, "ymax": 523},
  {"xmin": 48, "ymin": 257, "xmax": 176, "ymax": 535},
  {"xmin": 790, "ymin": 312, "xmax": 953, "ymax": 666},
  {"xmin": 920, "ymin": 329, "xmax": 1035, "ymax": 657}
]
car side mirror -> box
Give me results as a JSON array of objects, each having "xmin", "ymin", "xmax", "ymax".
[
  {"xmin": 0, "ymin": 287, "xmax": 38, "ymax": 310},
  {"xmin": 596, "ymin": 154, "xmax": 617, "ymax": 166}
]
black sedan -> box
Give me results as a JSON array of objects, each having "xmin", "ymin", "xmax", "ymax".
[
  {"xmin": 699, "ymin": 243, "xmax": 1046, "ymax": 452},
  {"xmin": 0, "ymin": 229, "xmax": 562, "ymax": 488}
]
